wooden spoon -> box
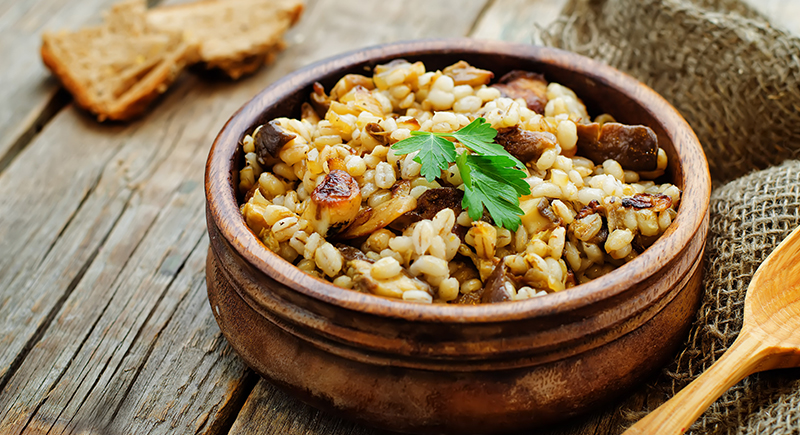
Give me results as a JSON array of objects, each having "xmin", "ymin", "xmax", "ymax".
[{"xmin": 623, "ymin": 225, "xmax": 800, "ymax": 435}]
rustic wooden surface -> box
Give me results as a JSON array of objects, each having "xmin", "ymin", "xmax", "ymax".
[{"xmin": 0, "ymin": 0, "xmax": 794, "ymax": 434}]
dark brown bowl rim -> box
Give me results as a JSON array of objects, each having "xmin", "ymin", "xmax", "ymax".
[{"xmin": 205, "ymin": 38, "xmax": 711, "ymax": 323}]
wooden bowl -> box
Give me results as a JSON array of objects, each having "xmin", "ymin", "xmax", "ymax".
[{"xmin": 205, "ymin": 39, "xmax": 711, "ymax": 434}]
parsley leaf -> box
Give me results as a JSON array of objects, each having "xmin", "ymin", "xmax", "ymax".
[
  {"xmin": 391, "ymin": 132, "xmax": 456, "ymax": 181},
  {"xmin": 391, "ymin": 117, "xmax": 531, "ymax": 230},
  {"xmin": 456, "ymin": 153, "xmax": 530, "ymax": 231}
]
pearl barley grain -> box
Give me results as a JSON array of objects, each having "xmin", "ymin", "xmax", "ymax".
[
  {"xmin": 240, "ymin": 59, "xmax": 682, "ymax": 303},
  {"xmin": 372, "ymin": 257, "xmax": 403, "ymax": 279}
]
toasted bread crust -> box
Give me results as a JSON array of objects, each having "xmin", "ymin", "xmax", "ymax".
[
  {"xmin": 40, "ymin": 0, "xmax": 303, "ymax": 121},
  {"xmin": 41, "ymin": 34, "xmax": 100, "ymax": 118},
  {"xmin": 42, "ymin": 35, "xmax": 193, "ymax": 121},
  {"xmin": 103, "ymin": 43, "xmax": 193, "ymax": 121},
  {"xmin": 40, "ymin": 0, "xmax": 197, "ymax": 122},
  {"xmin": 147, "ymin": 0, "xmax": 304, "ymax": 79}
]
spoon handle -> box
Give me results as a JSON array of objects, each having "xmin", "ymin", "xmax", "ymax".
[{"xmin": 622, "ymin": 332, "xmax": 765, "ymax": 435}]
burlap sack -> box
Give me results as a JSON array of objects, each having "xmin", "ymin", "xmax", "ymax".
[
  {"xmin": 543, "ymin": 1, "xmax": 800, "ymax": 433},
  {"xmin": 544, "ymin": 0, "xmax": 800, "ymax": 185}
]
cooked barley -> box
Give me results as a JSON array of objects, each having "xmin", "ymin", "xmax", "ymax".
[{"xmin": 238, "ymin": 59, "xmax": 681, "ymax": 304}]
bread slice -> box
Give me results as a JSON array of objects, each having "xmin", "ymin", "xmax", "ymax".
[
  {"xmin": 146, "ymin": 0, "xmax": 304, "ymax": 79},
  {"xmin": 41, "ymin": 0, "xmax": 195, "ymax": 121}
]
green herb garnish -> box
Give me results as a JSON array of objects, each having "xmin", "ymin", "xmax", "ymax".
[{"xmin": 391, "ymin": 118, "xmax": 530, "ymax": 231}]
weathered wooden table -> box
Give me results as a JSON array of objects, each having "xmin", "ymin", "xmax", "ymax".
[{"xmin": 1, "ymin": 0, "xmax": 795, "ymax": 434}]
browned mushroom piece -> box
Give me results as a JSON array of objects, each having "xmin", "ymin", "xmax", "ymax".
[
  {"xmin": 363, "ymin": 122, "xmax": 388, "ymax": 145},
  {"xmin": 450, "ymin": 258, "xmax": 483, "ymax": 304},
  {"xmin": 480, "ymin": 263, "xmax": 517, "ymax": 303},
  {"xmin": 587, "ymin": 222, "xmax": 609, "ymax": 246},
  {"xmin": 495, "ymin": 126, "xmax": 558, "ymax": 164},
  {"xmin": 336, "ymin": 244, "xmax": 373, "ymax": 263},
  {"xmin": 442, "ymin": 61, "xmax": 494, "ymax": 87},
  {"xmin": 453, "ymin": 224, "xmax": 469, "ymax": 243},
  {"xmin": 309, "ymin": 82, "xmax": 331, "ymax": 118},
  {"xmin": 253, "ymin": 119, "xmax": 296, "ymax": 163},
  {"xmin": 491, "ymin": 70, "xmax": 549, "ymax": 114},
  {"xmin": 565, "ymin": 269, "xmax": 577, "ymax": 289},
  {"xmin": 449, "ymin": 257, "xmax": 480, "ymax": 282},
  {"xmin": 302, "ymin": 170, "xmax": 362, "ymax": 238},
  {"xmin": 338, "ymin": 187, "xmax": 417, "ymax": 239},
  {"xmin": 571, "ymin": 202, "xmax": 610, "ymax": 245},
  {"xmin": 326, "ymin": 157, "xmax": 347, "ymax": 172},
  {"xmin": 390, "ymin": 187, "xmax": 463, "ymax": 230},
  {"xmin": 351, "ymin": 86, "xmax": 385, "ymax": 116},
  {"xmin": 537, "ymin": 198, "xmax": 561, "ymax": 227},
  {"xmin": 242, "ymin": 181, "xmax": 260, "ymax": 204},
  {"xmin": 575, "ymin": 200, "xmax": 603, "ymax": 220},
  {"xmin": 330, "ymin": 74, "xmax": 375, "ymax": 100},
  {"xmin": 396, "ymin": 117, "xmax": 421, "ymax": 131},
  {"xmin": 621, "ymin": 193, "xmax": 673, "ymax": 212},
  {"xmin": 458, "ymin": 243, "xmax": 497, "ymax": 282},
  {"xmin": 392, "ymin": 180, "xmax": 412, "ymax": 197},
  {"xmin": 575, "ymin": 122, "xmax": 659, "ymax": 171},
  {"xmin": 454, "ymin": 291, "xmax": 482, "ymax": 305}
]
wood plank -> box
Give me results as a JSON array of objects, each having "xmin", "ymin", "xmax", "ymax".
[
  {"xmin": 56, "ymin": 239, "xmax": 258, "ymax": 435},
  {"xmin": 0, "ymin": 0, "xmax": 169, "ymax": 173},
  {"xmin": 0, "ymin": 109, "xmax": 132, "ymax": 387},
  {"xmin": 0, "ymin": 77, "xmax": 221, "ymax": 433},
  {"xmin": 0, "ymin": 0, "xmax": 275, "ymax": 401},
  {"xmin": 0, "ymin": 0, "xmax": 489, "ymax": 433},
  {"xmin": 229, "ymin": 382, "xmax": 392, "ymax": 435},
  {"xmin": 103, "ymin": 240, "xmax": 257, "ymax": 435}
]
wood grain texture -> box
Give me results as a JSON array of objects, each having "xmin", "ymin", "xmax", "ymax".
[
  {"xmin": 229, "ymin": 378, "xmax": 393, "ymax": 435},
  {"xmin": 0, "ymin": 0, "xmax": 167, "ymax": 173},
  {"xmin": 0, "ymin": 77, "xmax": 230, "ymax": 433},
  {"xmin": 0, "ymin": 0, "xmax": 490, "ymax": 434}
]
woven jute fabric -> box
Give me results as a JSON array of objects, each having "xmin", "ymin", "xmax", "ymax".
[
  {"xmin": 543, "ymin": 1, "xmax": 800, "ymax": 434},
  {"xmin": 654, "ymin": 160, "xmax": 800, "ymax": 435},
  {"xmin": 544, "ymin": 0, "xmax": 800, "ymax": 185}
]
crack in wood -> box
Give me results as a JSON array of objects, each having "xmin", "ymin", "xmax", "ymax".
[
  {"xmin": 209, "ymin": 371, "xmax": 258, "ymax": 435},
  {"xmin": 99, "ymin": 235, "xmax": 206, "ymax": 433},
  {"xmin": 0, "ymin": 0, "xmax": 173, "ymax": 179},
  {"xmin": 0, "ymin": 187, "xmax": 132, "ymax": 399},
  {"xmin": 0, "ymin": 89, "xmax": 71, "ymax": 177},
  {"xmin": 18, "ymin": 396, "xmax": 49, "ymax": 435},
  {"xmin": 36, "ymin": 170, "xmax": 104, "ymax": 273}
]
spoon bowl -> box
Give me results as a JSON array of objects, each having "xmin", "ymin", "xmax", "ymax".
[{"xmin": 624, "ymin": 225, "xmax": 800, "ymax": 434}]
